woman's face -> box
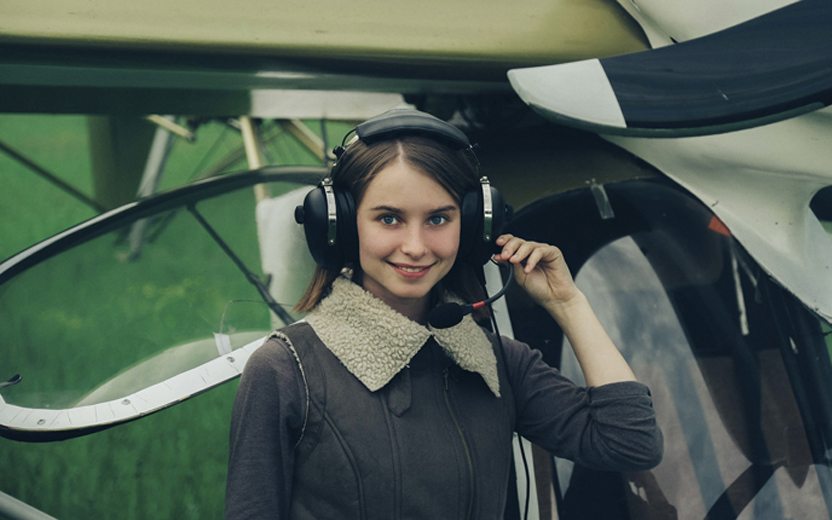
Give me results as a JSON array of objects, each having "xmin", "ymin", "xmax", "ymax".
[{"xmin": 356, "ymin": 158, "xmax": 460, "ymax": 319}]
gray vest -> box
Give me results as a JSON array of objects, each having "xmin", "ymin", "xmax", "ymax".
[{"xmin": 283, "ymin": 321, "xmax": 517, "ymax": 520}]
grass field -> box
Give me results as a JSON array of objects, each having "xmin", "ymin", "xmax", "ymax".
[{"xmin": 0, "ymin": 115, "xmax": 347, "ymax": 518}]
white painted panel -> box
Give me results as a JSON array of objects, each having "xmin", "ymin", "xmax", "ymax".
[
  {"xmin": 607, "ymin": 106, "xmax": 832, "ymax": 322},
  {"xmin": 256, "ymin": 188, "xmax": 317, "ymax": 324},
  {"xmin": 1, "ymin": 337, "xmax": 269, "ymax": 435},
  {"xmin": 508, "ymin": 60, "xmax": 625, "ymax": 130},
  {"xmin": 250, "ymin": 90, "xmax": 409, "ymax": 119},
  {"xmin": 68, "ymin": 406, "xmax": 97, "ymax": 427},
  {"xmin": 0, "ymin": 403, "xmax": 22, "ymax": 424},
  {"xmin": 46, "ymin": 411, "xmax": 73, "ymax": 430}
]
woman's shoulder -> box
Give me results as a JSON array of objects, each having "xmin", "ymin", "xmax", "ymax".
[
  {"xmin": 478, "ymin": 327, "xmax": 538, "ymax": 362},
  {"xmin": 243, "ymin": 325, "xmax": 311, "ymax": 379},
  {"xmin": 236, "ymin": 329, "xmax": 309, "ymax": 418}
]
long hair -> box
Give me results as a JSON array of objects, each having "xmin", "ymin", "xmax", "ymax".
[{"xmin": 295, "ymin": 134, "xmax": 487, "ymax": 312}]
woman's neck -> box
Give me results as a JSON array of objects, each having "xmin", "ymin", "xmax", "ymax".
[
  {"xmin": 395, "ymin": 298, "xmax": 430, "ymax": 325},
  {"xmin": 351, "ymin": 269, "xmax": 433, "ymax": 324}
]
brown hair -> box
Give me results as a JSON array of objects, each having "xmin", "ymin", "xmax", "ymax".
[{"xmin": 294, "ymin": 135, "xmax": 487, "ymax": 312}]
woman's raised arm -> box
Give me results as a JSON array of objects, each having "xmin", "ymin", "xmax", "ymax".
[{"xmin": 494, "ymin": 234, "xmax": 636, "ymax": 387}]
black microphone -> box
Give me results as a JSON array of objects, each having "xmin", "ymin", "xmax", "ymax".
[{"xmin": 428, "ymin": 264, "xmax": 514, "ymax": 329}]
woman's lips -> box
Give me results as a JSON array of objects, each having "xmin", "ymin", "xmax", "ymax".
[{"xmin": 389, "ymin": 262, "xmax": 433, "ymax": 279}]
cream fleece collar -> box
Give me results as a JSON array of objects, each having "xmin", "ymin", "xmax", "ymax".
[{"xmin": 305, "ymin": 277, "xmax": 500, "ymax": 397}]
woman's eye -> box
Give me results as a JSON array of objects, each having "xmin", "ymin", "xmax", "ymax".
[
  {"xmin": 428, "ymin": 215, "xmax": 449, "ymax": 226},
  {"xmin": 379, "ymin": 215, "xmax": 399, "ymax": 225}
]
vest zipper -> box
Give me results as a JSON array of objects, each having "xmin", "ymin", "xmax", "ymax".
[{"xmin": 443, "ymin": 368, "xmax": 475, "ymax": 520}]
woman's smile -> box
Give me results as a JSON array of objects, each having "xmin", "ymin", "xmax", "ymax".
[{"xmin": 389, "ymin": 262, "xmax": 435, "ymax": 278}]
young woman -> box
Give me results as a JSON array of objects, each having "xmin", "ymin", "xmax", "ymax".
[{"xmin": 225, "ymin": 109, "xmax": 662, "ymax": 519}]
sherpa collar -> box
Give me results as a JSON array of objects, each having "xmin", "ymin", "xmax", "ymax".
[{"xmin": 305, "ymin": 277, "xmax": 500, "ymax": 397}]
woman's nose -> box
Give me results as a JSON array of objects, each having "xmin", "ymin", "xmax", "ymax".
[{"xmin": 400, "ymin": 227, "xmax": 427, "ymax": 258}]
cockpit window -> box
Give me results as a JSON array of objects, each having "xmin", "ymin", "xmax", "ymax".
[
  {"xmin": 561, "ymin": 236, "xmax": 825, "ymax": 518},
  {"xmin": 506, "ymin": 179, "xmax": 832, "ymax": 519},
  {"xmin": 0, "ymin": 171, "xmax": 322, "ymax": 440}
]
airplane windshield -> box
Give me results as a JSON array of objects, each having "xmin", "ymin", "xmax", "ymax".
[
  {"xmin": 560, "ymin": 236, "xmax": 830, "ymax": 518},
  {"xmin": 506, "ymin": 178, "xmax": 832, "ymax": 519},
  {"xmin": 0, "ymin": 171, "xmax": 322, "ymax": 439}
]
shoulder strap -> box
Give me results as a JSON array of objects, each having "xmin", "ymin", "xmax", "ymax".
[{"xmin": 269, "ymin": 329, "xmax": 310, "ymax": 448}]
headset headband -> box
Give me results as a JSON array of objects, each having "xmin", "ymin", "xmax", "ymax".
[
  {"xmin": 354, "ymin": 109, "xmax": 471, "ymax": 149},
  {"xmin": 333, "ymin": 108, "xmax": 475, "ymax": 160}
]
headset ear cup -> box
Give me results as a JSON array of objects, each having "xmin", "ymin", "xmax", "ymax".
[
  {"xmin": 300, "ymin": 186, "xmax": 331, "ymax": 267},
  {"xmin": 336, "ymin": 189, "xmax": 358, "ymax": 265},
  {"xmin": 300, "ymin": 184, "xmax": 358, "ymax": 269},
  {"xmin": 458, "ymin": 185, "xmax": 510, "ymax": 266},
  {"xmin": 489, "ymin": 186, "xmax": 509, "ymax": 246},
  {"xmin": 459, "ymin": 190, "xmax": 480, "ymax": 263}
]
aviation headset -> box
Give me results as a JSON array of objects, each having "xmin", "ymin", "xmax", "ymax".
[{"xmin": 294, "ymin": 108, "xmax": 510, "ymax": 270}]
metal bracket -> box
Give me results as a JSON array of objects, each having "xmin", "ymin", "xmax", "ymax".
[
  {"xmin": 588, "ymin": 179, "xmax": 615, "ymax": 220},
  {"xmin": 322, "ymin": 178, "xmax": 338, "ymax": 246},
  {"xmin": 480, "ymin": 176, "xmax": 494, "ymax": 241}
]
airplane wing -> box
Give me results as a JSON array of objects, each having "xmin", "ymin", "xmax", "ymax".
[
  {"xmin": 0, "ymin": 0, "xmax": 643, "ymax": 70},
  {"xmin": 0, "ymin": 0, "xmax": 648, "ymax": 114},
  {"xmin": 507, "ymin": 0, "xmax": 832, "ymax": 137}
]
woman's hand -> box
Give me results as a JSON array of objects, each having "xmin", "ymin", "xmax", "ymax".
[
  {"xmin": 495, "ymin": 233, "xmax": 639, "ymax": 386},
  {"xmin": 493, "ymin": 234, "xmax": 582, "ymax": 311}
]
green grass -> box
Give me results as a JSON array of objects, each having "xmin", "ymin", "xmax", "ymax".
[
  {"xmin": 1, "ymin": 190, "xmax": 270, "ymax": 408},
  {"xmin": 0, "ymin": 115, "xmax": 348, "ymax": 518},
  {"xmin": 7, "ymin": 385, "xmax": 238, "ymax": 518},
  {"xmin": 0, "ymin": 116, "xmax": 97, "ymax": 260}
]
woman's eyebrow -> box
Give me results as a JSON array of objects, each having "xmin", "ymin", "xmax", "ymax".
[
  {"xmin": 368, "ymin": 205, "xmax": 459, "ymax": 213},
  {"xmin": 368, "ymin": 205, "xmax": 403, "ymax": 213},
  {"xmin": 430, "ymin": 205, "xmax": 459, "ymax": 213}
]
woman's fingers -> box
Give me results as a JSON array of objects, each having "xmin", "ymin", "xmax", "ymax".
[
  {"xmin": 495, "ymin": 234, "xmax": 521, "ymax": 261},
  {"xmin": 495, "ymin": 234, "xmax": 553, "ymax": 270},
  {"xmin": 496, "ymin": 235, "xmax": 534, "ymax": 262},
  {"xmin": 509, "ymin": 241, "xmax": 537, "ymax": 264},
  {"xmin": 524, "ymin": 247, "xmax": 545, "ymax": 273}
]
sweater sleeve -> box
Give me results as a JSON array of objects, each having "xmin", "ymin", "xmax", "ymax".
[
  {"xmin": 225, "ymin": 337, "xmax": 305, "ymax": 519},
  {"xmin": 503, "ymin": 336, "xmax": 663, "ymax": 472}
]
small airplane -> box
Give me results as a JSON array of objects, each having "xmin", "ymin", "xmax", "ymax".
[{"xmin": 1, "ymin": 0, "xmax": 831, "ymax": 518}]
